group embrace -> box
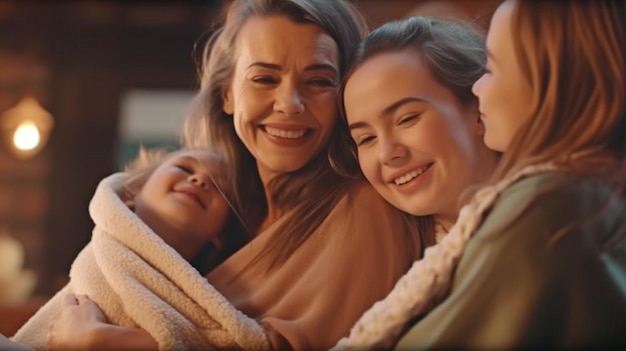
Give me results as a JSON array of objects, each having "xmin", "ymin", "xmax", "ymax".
[{"xmin": 3, "ymin": 0, "xmax": 625, "ymax": 350}]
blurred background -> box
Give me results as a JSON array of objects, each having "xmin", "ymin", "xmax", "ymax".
[{"xmin": 0, "ymin": 0, "xmax": 499, "ymax": 335}]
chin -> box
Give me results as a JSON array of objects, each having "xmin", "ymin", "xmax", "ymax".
[
  {"xmin": 484, "ymin": 135, "xmax": 504, "ymax": 153},
  {"xmin": 399, "ymin": 202, "xmax": 434, "ymax": 217}
]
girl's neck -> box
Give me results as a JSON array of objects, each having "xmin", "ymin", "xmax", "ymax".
[
  {"xmin": 160, "ymin": 231, "xmax": 201, "ymax": 262},
  {"xmin": 434, "ymin": 215, "xmax": 455, "ymax": 232}
]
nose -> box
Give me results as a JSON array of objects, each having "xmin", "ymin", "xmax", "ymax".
[
  {"xmin": 379, "ymin": 138, "xmax": 407, "ymax": 166},
  {"xmin": 189, "ymin": 173, "xmax": 210, "ymax": 190},
  {"xmin": 274, "ymin": 81, "xmax": 305, "ymax": 117},
  {"xmin": 472, "ymin": 74, "xmax": 484, "ymax": 98}
]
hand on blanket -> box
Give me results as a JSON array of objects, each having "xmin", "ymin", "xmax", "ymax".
[
  {"xmin": 47, "ymin": 293, "xmax": 106, "ymax": 350},
  {"xmin": 47, "ymin": 293, "xmax": 158, "ymax": 351}
]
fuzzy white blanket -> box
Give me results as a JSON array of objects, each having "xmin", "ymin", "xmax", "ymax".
[{"xmin": 12, "ymin": 173, "xmax": 270, "ymax": 351}]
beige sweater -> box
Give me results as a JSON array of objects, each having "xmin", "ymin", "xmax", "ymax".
[{"xmin": 208, "ymin": 180, "xmax": 422, "ymax": 350}]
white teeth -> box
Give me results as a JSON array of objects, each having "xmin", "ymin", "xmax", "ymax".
[
  {"xmin": 393, "ymin": 165, "xmax": 430, "ymax": 185},
  {"xmin": 265, "ymin": 127, "xmax": 306, "ymax": 139}
]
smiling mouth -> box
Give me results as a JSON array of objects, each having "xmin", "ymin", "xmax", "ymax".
[
  {"xmin": 177, "ymin": 190, "xmax": 205, "ymax": 208},
  {"xmin": 393, "ymin": 163, "xmax": 433, "ymax": 185},
  {"xmin": 263, "ymin": 126, "xmax": 312, "ymax": 139}
]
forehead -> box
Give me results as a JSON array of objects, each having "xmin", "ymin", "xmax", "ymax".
[
  {"xmin": 167, "ymin": 150, "xmax": 221, "ymax": 166},
  {"xmin": 235, "ymin": 15, "xmax": 339, "ymax": 67},
  {"xmin": 344, "ymin": 50, "xmax": 456, "ymax": 118},
  {"xmin": 486, "ymin": 1, "xmax": 515, "ymax": 54}
]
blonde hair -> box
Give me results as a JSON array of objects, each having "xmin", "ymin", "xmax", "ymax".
[
  {"xmin": 182, "ymin": 0, "xmax": 369, "ymax": 270},
  {"xmin": 494, "ymin": 0, "xmax": 625, "ymax": 184},
  {"xmin": 122, "ymin": 147, "xmax": 172, "ymax": 201}
]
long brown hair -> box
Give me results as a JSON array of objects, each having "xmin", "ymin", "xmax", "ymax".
[
  {"xmin": 494, "ymin": 0, "xmax": 625, "ymax": 184},
  {"xmin": 332, "ymin": 16, "xmax": 492, "ymax": 247},
  {"xmin": 478, "ymin": 0, "xmax": 625, "ymax": 248},
  {"xmin": 181, "ymin": 0, "xmax": 368, "ymax": 270}
]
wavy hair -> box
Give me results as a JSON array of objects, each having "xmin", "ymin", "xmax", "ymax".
[{"xmin": 181, "ymin": 0, "xmax": 368, "ymax": 270}]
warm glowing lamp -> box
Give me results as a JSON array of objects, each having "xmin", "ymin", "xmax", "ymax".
[{"xmin": 1, "ymin": 97, "xmax": 54, "ymax": 159}]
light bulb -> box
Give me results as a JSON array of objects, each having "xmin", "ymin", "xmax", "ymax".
[{"xmin": 13, "ymin": 120, "xmax": 41, "ymax": 151}]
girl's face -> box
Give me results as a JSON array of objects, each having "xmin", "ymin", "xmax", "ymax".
[
  {"xmin": 223, "ymin": 15, "xmax": 340, "ymax": 185},
  {"xmin": 472, "ymin": 0, "xmax": 533, "ymax": 152},
  {"xmin": 134, "ymin": 150, "xmax": 230, "ymax": 250},
  {"xmin": 344, "ymin": 50, "xmax": 486, "ymax": 227}
]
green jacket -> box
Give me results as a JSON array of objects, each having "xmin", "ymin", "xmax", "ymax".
[{"xmin": 396, "ymin": 172, "xmax": 626, "ymax": 350}]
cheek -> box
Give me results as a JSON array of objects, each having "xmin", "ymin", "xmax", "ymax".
[
  {"xmin": 402, "ymin": 118, "xmax": 448, "ymax": 152},
  {"xmin": 357, "ymin": 150, "xmax": 379, "ymax": 183},
  {"xmin": 311, "ymin": 92, "xmax": 338, "ymax": 125},
  {"xmin": 209, "ymin": 199, "xmax": 230, "ymax": 226}
]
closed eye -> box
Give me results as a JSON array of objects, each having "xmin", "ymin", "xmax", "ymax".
[
  {"xmin": 175, "ymin": 165, "xmax": 192, "ymax": 173},
  {"xmin": 398, "ymin": 114, "xmax": 420, "ymax": 125},
  {"xmin": 252, "ymin": 76, "xmax": 278, "ymax": 85},
  {"xmin": 355, "ymin": 135, "xmax": 376, "ymax": 147},
  {"xmin": 307, "ymin": 77, "xmax": 337, "ymax": 88}
]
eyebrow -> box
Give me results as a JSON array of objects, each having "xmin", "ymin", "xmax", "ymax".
[
  {"xmin": 176, "ymin": 155, "xmax": 214, "ymax": 170},
  {"xmin": 348, "ymin": 97, "xmax": 426, "ymax": 132},
  {"xmin": 247, "ymin": 62, "xmax": 338, "ymax": 75},
  {"xmin": 176, "ymin": 155, "xmax": 198, "ymax": 163}
]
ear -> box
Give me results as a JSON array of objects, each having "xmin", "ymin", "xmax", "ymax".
[{"xmin": 222, "ymin": 89, "xmax": 234, "ymax": 115}]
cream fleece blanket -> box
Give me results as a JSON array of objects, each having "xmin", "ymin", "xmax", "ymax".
[{"xmin": 12, "ymin": 173, "xmax": 270, "ymax": 351}]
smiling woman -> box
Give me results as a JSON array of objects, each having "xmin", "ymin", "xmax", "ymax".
[
  {"xmin": 221, "ymin": 15, "xmax": 340, "ymax": 184},
  {"xmin": 336, "ymin": 16, "xmax": 499, "ymax": 244}
]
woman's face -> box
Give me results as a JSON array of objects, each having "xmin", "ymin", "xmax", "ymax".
[
  {"xmin": 344, "ymin": 50, "xmax": 486, "ymax": 227},
  {"xmin": 223, "ymin": 15, "xmax": 340, "ymax": 185},
  {"xmin": 472, "ymin": 0, "xmax": 532, "ymax": 152}
]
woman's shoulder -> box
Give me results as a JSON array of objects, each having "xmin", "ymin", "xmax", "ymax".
[
  {"xmin": 342, "ymin": 178, "xmax": 393, "ymax": 204},
  {"xmin": 327, "ymin": 178, "xmax": 418, "ymax": 235},
  {"xmin": 476, "ymin": 171, "xmax": 624, "ymax": 253},
  {"xmin": 498, "ymin": 171, "xmax": 619, "ymax": 211},
  {"xmin": 319, "ymin": 178, "xmax": 412, "ymax": 223}
]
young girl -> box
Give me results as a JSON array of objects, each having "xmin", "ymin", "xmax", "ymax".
[
  {"xmin": 334, "ymin": 15, "xmax": 499, "ymax": 245},
  {"xmin": 336, "ymin": 0, "xmax": 626, "ymax": 349},
  {"xmin": 13, "ymin": 148, "xmax": 262, "ymax": 351},
  {"xmin": 120, "ymin": 148, "xmax": 247, "ymax": 274}
]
